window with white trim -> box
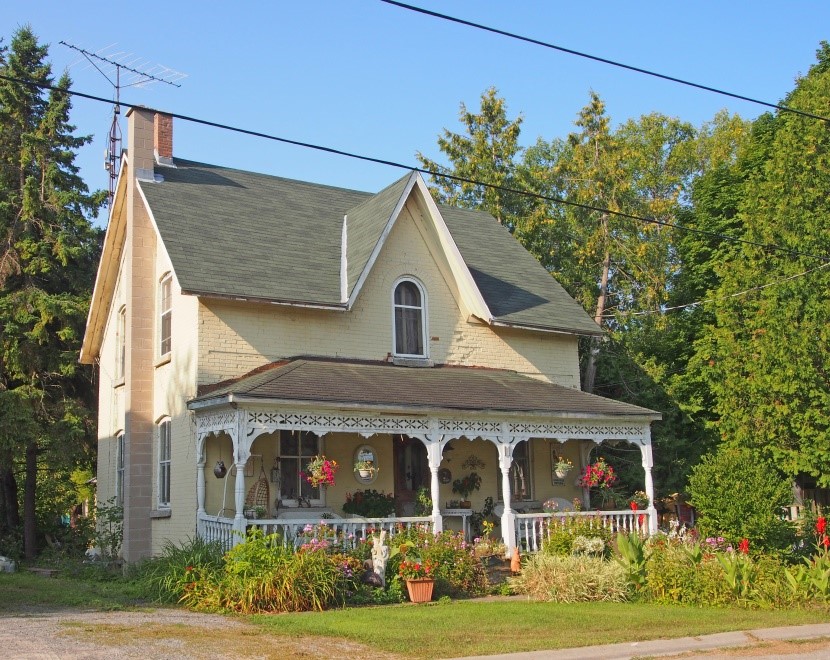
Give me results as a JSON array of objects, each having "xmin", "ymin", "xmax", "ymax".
[
  {"xmin": 159, "ymin": 274, "xmax": 172, "ymax": 357},
  {"xmin": 497, "ymin": 440, "xmax": 533, "ymax": 502},
  {"xmin": 278, "ymin": 430, "xmax": 322, "ymax": 504},
  {"xmin": 116, "ymin": 432, "xmax": 125, "ymax": 507},
  {"xmin": 115, "ymin": 306, "xmax": 126, "ymax": 381},
  {"xmin": 158, "ymin": 419, "xmax": 171, "ymax": 508},
  {"xmin": 393, "ymin": 278, "xmax": 426, "ymax": 357}
]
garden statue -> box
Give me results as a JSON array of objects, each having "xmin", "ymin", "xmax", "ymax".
[
  {"xmin": 371, "ymin": 530, "xmax": 389, "ymax": 588},
  {"xmin": 511, "ymin": 546, "xmax": 521, "ymax": 574}
]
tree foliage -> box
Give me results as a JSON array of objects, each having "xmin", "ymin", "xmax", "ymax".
[{"xmin": 0, "ymin": 26, "xmax": 104, "ymax": 558}]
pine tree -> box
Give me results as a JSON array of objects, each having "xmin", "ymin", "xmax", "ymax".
[{"xmin": 0, "ymin": 27, "xmax": 104, "ymax": 558}]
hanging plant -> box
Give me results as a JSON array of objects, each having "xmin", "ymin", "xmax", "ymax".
[{"xmin": 302, "ymin": 455, "xmax": 339, "ymax": 488}]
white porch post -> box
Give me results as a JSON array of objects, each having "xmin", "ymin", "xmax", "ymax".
[
  {"xmin": 425, "ymin": 434, "xmax": 446, "ymax": 533},
  {"xmin": 231, "ymin": 415, "xmax": 250, "ymax": 546},
  {"xmin": 497, "ymin": 441, "xmax": 516, "ymax": 556},
  {"xmin": 639, "ymin": 428, "xmax": 658, "ymax": 534}
]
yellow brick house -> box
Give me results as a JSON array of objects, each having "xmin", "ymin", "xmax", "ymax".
[{"xmin": 81, "ymin": 108, "xmax": 660, "ymax": 562}]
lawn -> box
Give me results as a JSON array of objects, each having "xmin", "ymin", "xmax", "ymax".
[{"xmin": 2, "ymin": 571, "xmax": 828, "ymax": 659}]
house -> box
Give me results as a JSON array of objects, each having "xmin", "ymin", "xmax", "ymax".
[{"xmin": 80, "ymin": 107, "xmax": 660, "ymax": 562}]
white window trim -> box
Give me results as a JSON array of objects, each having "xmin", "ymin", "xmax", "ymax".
[
  {"xmin": 391, "ymin": 276, "xmax": 428, "ymax": 359},
  {"xmin": 158, "ymin": 273, "xmax": 172, "ymax": 359},
  {"xmin": 115, "ymin": 432, "xmax": 125, "ymax": 508},
  {"xmin": 157, "ymin": 418, "xmax": 172, "ymax": 509},
  {"xmin": 115, "ymin": 305, "xmax": 126, "ymax": 383}
]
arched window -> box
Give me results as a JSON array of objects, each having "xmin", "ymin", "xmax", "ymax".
[
  {"xmin": 393, "ymin": 279, "xmax": 426, "ymax": 357},
  {"xmin": 115, "ymin": 432, "xmax": 125, "ymax": 507}
]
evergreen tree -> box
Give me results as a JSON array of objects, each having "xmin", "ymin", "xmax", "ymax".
[{"xmin": 0, "ymin": 27, "xmax": 104, "ymax": 558}]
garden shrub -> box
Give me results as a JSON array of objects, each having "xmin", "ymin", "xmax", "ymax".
[
  {"xmin": 541, "ymin": 515, "xmax": 613, "ymax": 558},
  {"xmin": 645, "ymin": 537, "xmax": 732, "ymax": 606},
  {"xmin": 687, "ymin": 447, "xmax": 794, "ymax": 552},
  {"xmin": 511, "ymin": 553, "xmax": 628, "ymax": 603},
  {"xmin": 181, "ymin": 528, "xmax": 343, "ymax": 613},
  {"xmin": 133, "ymin": 536, "xmax": 225, "ymax": 603},
  {"xmin": 388, "ymin": 526, "xmax": 488, "ymax": 597}
]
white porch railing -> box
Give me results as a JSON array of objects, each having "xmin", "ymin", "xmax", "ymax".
[
  {"xmin": 197, "ymin": 512, "xmax": 432, "ymax": 551},
  {"xmin": 516, "ymin": 510, "xmax": 651, "ymax": 553}
]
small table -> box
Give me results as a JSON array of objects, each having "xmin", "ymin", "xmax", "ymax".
[{"xmin": 442, "ymin": 508, "xmax": 473, "ymax": 540}]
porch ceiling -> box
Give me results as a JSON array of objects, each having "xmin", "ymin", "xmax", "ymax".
[{"xmin": 190, "ymin": 357, "xmax": 660, "ymax": 420}]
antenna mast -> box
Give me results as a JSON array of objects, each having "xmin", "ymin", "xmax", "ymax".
[{"xmin": 60, "ymin": 41, "xmax": 186, "ymax": 206}]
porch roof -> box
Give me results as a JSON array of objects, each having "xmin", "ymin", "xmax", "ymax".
[{"xmin": 189, "ymin": 358, "xmax": 660, "ymax": 420}]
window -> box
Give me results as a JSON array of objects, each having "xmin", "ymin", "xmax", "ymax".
[
  {"xmin": 158, "ymin": 419, "xmax": 171, "ymax": 508},
  {"xmin": 498, "ymin": 440, "xmax": 533, "ymax": 502},
  {"xmin": 393, "ymin": 279, "xmax": 426, "ymax": 357},
  {"xmin": 278, "ymin": 430, "xmax": 322, "ymax": 503},
  {"xmin": 159, "ymin": 274, "xmax": 172, "ymax": 356},
  {"xmin": 115, "ymin": 306, "xmax": 126, "ymax": 381},
  {"xmin": 115, "ymin": 432, "xmax": 125, "ymax": 507}
]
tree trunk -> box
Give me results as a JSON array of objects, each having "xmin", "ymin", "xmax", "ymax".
[
  {"xmin": 583, "ymin": 218, "xmax": 611, "ymax": 394},
  {"xmin": 0, "ymin": 448, "xmax": 21, "ymax": 532},
  {"xmin": 24, "ymin": 440, "xmax": 38, "ymax": 560}
]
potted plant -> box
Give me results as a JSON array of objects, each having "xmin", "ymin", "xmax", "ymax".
[
  {"xmin": 629, "ymin": 490, "xmax": 649, "ymax": 510},
  {"xmin": 342, "ymin": 489, "xmax": 395, "ymax": 517},
  {"xmin": 398, "ymin": 557, "xmax": 438, "ymax": 603},
  {"xmin": 302, "ymin": 455, "xmax": 338, "ymax": 488},
  {"xmin": 578, "ymin": 457, "xmax": 619, "ymax": 509},
  {"xmin": 553, "ymin": 456, "xmax": 573, "ymax": 479},
  {"xmin": 452, "ymin": 472, "xmax": 481, "ymax": 508},
  {"xmin": 353, "ymin": 459, "xmax": 377, "ymax": 479}
]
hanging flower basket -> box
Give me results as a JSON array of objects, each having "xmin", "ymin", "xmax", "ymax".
[{"xmin": 302, "ymin": 455, "xmax": 339, "ymax": 488}]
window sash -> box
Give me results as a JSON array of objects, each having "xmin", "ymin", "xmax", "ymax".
[
  {"xmin": 158, "ymin": 420, "xmax": 171, "ymax": 507},
  {"xmin": 116, "ymin": 433, "xmax": 125, "ymax": 507},
  {"xmin": 278, "ymin": 431, "xmax": 321, "ymax": 501},
  {"xmin": 393, "ymin": 281, "xmax": 425, "ymax": 356},
  {"xmin": 116, "ymin": 307, "xmax": 126, "ymax": 380},
  {"xmin": 159, "ymin": 277, "xmax": 172, "ymax": 356}
]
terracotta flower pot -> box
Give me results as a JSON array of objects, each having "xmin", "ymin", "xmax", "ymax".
[{"xmin": 405, "ymin": 578, "xmax": 435, "ymax": 603}]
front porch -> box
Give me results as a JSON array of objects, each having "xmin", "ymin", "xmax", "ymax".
[{"xmin": 192, "ymin": 405, "xmax": 660, "ymax": 554}]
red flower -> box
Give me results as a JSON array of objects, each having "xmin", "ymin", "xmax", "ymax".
[
  {"xmin": 630, "ymin": 501, "xmax": 639, "ymax": 511},
  {"xmin": 817, "ymin": 517, "xmax": 826, "ymax": 535},
  {"xmin": 738, "ymin": 538, "xmax": 750, "ymax": 554},
  {"xmin": 823, "ymin": 535, "xmax": 829, "ymax": 549}
]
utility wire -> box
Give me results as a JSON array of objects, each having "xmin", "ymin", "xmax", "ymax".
[
  {"xmin": 3, "ymin": 71, "xmax": 829, "ymax": 265},
  {"xmin": 601, "ymin": 262, "xmax": 830, "ymax": 318},
  {"xmin": 380, "ymin": 0, "xmax": 830, "ymax": 125}
]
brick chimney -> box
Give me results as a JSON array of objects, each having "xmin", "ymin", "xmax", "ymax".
[{"xmin": 154, "ymin": 112, "xmax": 174, "ymax": 166}]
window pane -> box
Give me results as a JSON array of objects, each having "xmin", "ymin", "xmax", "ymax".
[
  {"xmin": 280, "ymin": 431, "xmax": 298, "ymax": 456},
  {"xmin": 395, "ymin": 307, "xmax": 423, "ymax": 355},
  {"xmin": 160, "ymin": 277, "xmax": 172, "ymax": 355},
  {"xmin": 160, "ymin": 312, "xmax": 171, "ymax": 355},
  {"xmin": 280, "ymin": 457, "xmax": 299, "ymax": 499},
  {"xmin": 300, "ymin": 431, "xmax": 318, "ymax": 456},
  {"xmin": 394, "ymin": 281, "xmax": 420, "ymax": 306}
]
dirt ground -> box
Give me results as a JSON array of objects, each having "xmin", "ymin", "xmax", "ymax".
[{"xmin": 0, "ymin": 608, "xmax": 403, "ymax": 659}]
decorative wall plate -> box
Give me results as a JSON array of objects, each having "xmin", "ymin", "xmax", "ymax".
[{"xmin": 438, "ymin": 467, "xmax": 452, "ymax": 484}]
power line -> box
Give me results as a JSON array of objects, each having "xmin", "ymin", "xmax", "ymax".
[
  {"xmin": 2, "ymin": 71, "xmax": 829, "ymax": 265},
  {"xmin": 602, "ymin": 262, "xmax": 830, "ymax": 318},
  {"xmin": 380, "ymin": 0, "xmax": 830, "ymax": 125}
]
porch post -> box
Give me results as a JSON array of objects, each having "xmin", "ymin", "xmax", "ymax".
[
  {"xmin": 232, "ymin": 460, "xmax": 247, "ymax": 544},
  {"xmin": 497, "ymin": 441, "xmax": 516, "ymax": 556},
  {"xmin": 639, "ymin": 428, "xmax": 658, "ymax": 534},
  {"xmin": 195, "ymin": 432, "xmax": 207, "ymax": 538},
  {"xmin": 425, "ymin": 435, "xmax": 445, "ymax": 533}
]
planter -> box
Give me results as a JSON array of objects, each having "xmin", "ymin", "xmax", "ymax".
[
  {"xmin": 358, "ymin": 469, "xmax": 372, "ymax": 479},
  {"xmin": 405, "ymin": 578, "xmax": 435, "ymax": 603},
  {"xmin": 554, "ymin": 469, "xmax": 570, "ymax": 479},
  {"xmin": 459, "ymin": 500, "xmax": 472, "ymax": 509}
]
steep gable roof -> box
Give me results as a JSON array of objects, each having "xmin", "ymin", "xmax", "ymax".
[{"xmin": 137, "ymin": 159, "xmax": 602, "ymax": 335}]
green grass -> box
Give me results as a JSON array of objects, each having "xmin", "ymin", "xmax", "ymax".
[
  {"xmin": 3, "ymin": 570, "xmax": 829, "ymax": 659},
  {"xmin": 0, "ymin": 570, "xmax": 149, "ymax": 612},
  {"xmin": 253, "ymin": 600, "xmax": 830, "ymax": 658}
]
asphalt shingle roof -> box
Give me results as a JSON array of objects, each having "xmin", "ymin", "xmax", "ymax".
[
  {"xmin": 194, "ymin": 358, "xmax": 658, "ymax": 418},
  {"xmin": 141, "ymin": 159, "xmax": 602, "ymax": 335}
]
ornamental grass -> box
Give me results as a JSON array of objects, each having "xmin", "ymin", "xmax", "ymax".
[{"xmin": 511, "ymin": 553, "xmax": 628, "ymax": 603}]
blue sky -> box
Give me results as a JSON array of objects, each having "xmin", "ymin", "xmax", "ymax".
[{"xmin": 6, "ymin": 1, "xmax": 830, "ymax": 225}]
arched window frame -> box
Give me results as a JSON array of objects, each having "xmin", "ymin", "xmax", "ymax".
[
  {"xmin": 115, "ymin": 305, "xmax": 126, "ymax": 382},
  {"xmin": 115, "ymin": 431, "xmax": 125, "ymax": 507},
  {"xmin": 391, "ymin": 276, "xmax": 428, "ymax": 359}
]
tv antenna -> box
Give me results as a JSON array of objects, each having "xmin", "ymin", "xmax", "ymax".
[{"xmin": 60, "ymin": 41, "xmax": 187, "ymax": 206}]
